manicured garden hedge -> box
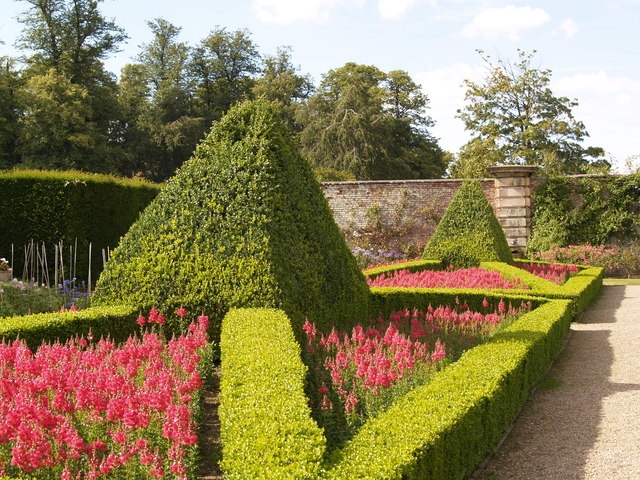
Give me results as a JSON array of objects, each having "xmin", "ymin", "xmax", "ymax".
[
  {"xmin": 93, "ymin": 99, "xmax": 370, "ymax": 346},
  {"xmin": 322, "ymin": 298, "xmax": 573, "ymax": 479},
  {"xmin": 218, "ymin": 296, "xmax": 576, "ymax": 479},
  {"xmin": 363, "ymin": 259, "xmax": 442, "ymax": 281},
  {"xmin": 422, "ymin": 180, "xmax": 514, "ymax": 268},
  {"xmin": 0, "ymin": 169, "xmax": 160, "ymax": 280},
  {"xmin": 482, "ymin": 261, "xmax": 604, "ymax": 315},
  {"xmin": 219, "ymin": 308, "xmax": 326, "ymax": 479},
  {"xmin": 0, "ymin": 304, "xmax": 139, "ymax": 351}
]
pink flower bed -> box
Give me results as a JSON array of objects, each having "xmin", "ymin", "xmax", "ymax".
[
  {"xmin": 517, "ymin": 262, "xmax": 579, "ymax": 285},
  {"xmin": 367, "ymin": 267, "xmax": 528, "ymax": 290},
  {"xmin": 0, "ymin": 309, "xmax": 209, "ymax": 479},
  {"xmin": 303, "ymin": 299, "xmax": 531, "ymax": 446}
]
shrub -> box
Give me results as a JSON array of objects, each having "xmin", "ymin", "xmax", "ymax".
[
  {"xmin": 322, "ymin": 299, "xmax": 574, "ymax": 480},
  {"xmin": 422, "ymin": 180, "xmax": 513, "ymax": 268},
  {"xmin": 0, "ymin": 169, "xmax": 160, "ymax": 281},
  {"xmin": 219, "ymin": 308, "xmax": 325, "ymax": 479},
  {"xmin": 93, "ymin": 99, "xmax": 370, "ymax": 344}
]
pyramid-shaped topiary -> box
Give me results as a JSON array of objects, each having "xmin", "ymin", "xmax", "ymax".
[
  {"xmin": 93, "ymin": 99, "xmax": 370, "ymax": 340},
  {"xmin": 422, "ymin": 179, "xmax": 513, "ymax": 268}
]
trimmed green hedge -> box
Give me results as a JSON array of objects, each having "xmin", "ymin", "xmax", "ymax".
[
  {"xmin": 482, "ymin": 261, "xmax": 604, "ymax": 315},
  {"xmin": 93, "ymin": 99, "xmax": 370, "ymax": 345},
  {"xmin": 219, "ymin": 308, "xmax": 326, "ymax": 479},
  {"xmin": 0, "ymin": 304, "xmax": 139, "ymax": 351},
  {"xmin": 217, "ymin": 297, "xmax": 577, "ymax": 479},
  {"xmin": 322, "ymin": 299, "xmax": 573, "ymax": 479},
  {"xmin": 368, "ymin": 287, "xmax": 544, "ymax": 320},
  {"xmin": 423, "ymin": 180, "xmax": 513, "ymax": 268},
  {"xmin": 0, "ymin": 169, "xmax": 160, "ymax": 281}
]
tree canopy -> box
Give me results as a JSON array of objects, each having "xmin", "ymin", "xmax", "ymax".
[
  {"xmin": 451, "ymin": 49, "xmax": 609, "ymax": 178},
  {"xmin": 298, "ymin": 62, "xmax": 446, "ymax": 180},
  {"xmin": 3, "ymin": 6, "xmax": 618, "ymax": 182}
]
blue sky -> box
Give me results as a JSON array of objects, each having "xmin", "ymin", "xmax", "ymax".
[{"xmin": 1, "ymin": 0, "xmax": 639, "ymax": 172}]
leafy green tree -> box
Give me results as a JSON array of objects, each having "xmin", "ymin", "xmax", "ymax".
[
  {"xmin": 112, "ymin": 63, "xmax": 154, "ymax": 177},
  {"xmin": 191, "ymin": 27, "xmax": 261, "ymax": 125},
  {"xmin": 252, "ymin": 46, "xmax": 314, "ymax": 131},
  {"xmin": 0, "ymin": 57, "xmax": 22, "ymax": 168},
  {"xmin": 298, "ymin": 62, "xmax": 445, "ymax": 180},
  {"xmin": 13, "ymin": 0, "xmax": 127, "ymax": 172},
  {"xmin": 122, "ymin": 18, "xmax": 202, "ymax": 181},
  {"xmin": 16, "ymin": 0, "xmax": 127, "ymax": 81},
  {"xmin": 453, "ymin": 49, "xmax": 608, "ymax": 177},
  {"xmin": 17, "ymin": 68, "xmax": 113, "ymax": 171}
]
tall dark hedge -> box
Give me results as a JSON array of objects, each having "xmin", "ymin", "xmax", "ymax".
[
  {"xmin": 422, "ymin": 180, "xmax": 513, "ymax": 268},
  {"xmin": 0, "ymin": 170, "xmax": 160, "ymax": 282},
  {"xmin": 93, "ymin": 99, "xmax": 370, "ymax": 341}
]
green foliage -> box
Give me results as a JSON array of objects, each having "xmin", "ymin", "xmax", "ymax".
[
  {"xmin": 219, "ymin": 308, "xmax": 326, "ymax": 479},
  {"xmin": 322, "ymin": 299, "xmax": 574, "ymax": 479},
  {"xmin": 532, "ymin": 243, "xmax": 640, "ymax": 278},
  {"xmin": 423, "ymin": 180, "xmax": 513, "ymax": 267},
  {"xmin": 0, "ymin": 304, "xmax": 139, "ymax": 352},
  {"xmin": 363, "ymin": 259, "xmax": 442, "ymax": 281},
  {"xmin": 454, "ymin": 49, "xmax": 608, "ymax": 176},
  {"xmin": 484, "ymin": 261, "xmax": 604, "ymax": 316},
  {"xmin": 298, "ymin": 62, "xmax": 446, "ymax": 180},
  {"xmin": 529, "ymin": 174, "xmax": 640, "ymax": 253},
  {"xmin": 0, "ymin": 281, "xmax": 63, "ymax": 317},
  {"xmin": 0, "ymin": 169, "xmax": 161, "ymax": 281},
  {"xmin": 93, "ymin": 99, "xmax": 370, "ymax": 343}
]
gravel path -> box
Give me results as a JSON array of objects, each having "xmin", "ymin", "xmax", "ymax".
[{"xmin": 474, "ymin": 284, "xmax": 640, "ymax": 480}]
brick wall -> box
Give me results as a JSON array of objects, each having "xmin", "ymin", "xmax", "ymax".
[
  {"xmin": 322, "ymin": 173, "xmax": 626, "ymax": 253},
  {"xmin": 321, "ymin": 178, "xmax": 495, "ymax": 251}
]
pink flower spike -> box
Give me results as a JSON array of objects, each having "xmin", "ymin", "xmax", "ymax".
[
  {"xmin": 176, "ymin": 307, "xmax": 187, "ymax": 318},
  {"xmin": 149, "ymin": 307, "xmax": 160, "ymax": 323},
  {"xmin": 136, "ymin": 314, "xmax": 147, "ymax": 327}
]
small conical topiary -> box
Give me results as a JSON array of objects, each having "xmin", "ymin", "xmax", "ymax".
[
  {"xmin": 422, "ymin": 179, "xmax": 513, "ymax": 268},
  {"xmin": 93, "ymin": 99, "xmax": 370, "ymax": 340}
]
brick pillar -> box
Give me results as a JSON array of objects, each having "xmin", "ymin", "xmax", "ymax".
[{"xmin": 486, "ymin": 165, "xmax": 539, "ymax": 257}]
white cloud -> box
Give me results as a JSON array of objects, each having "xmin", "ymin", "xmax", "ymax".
[
  {"xmin": 252, "ymin": 0, "xmax": 364, "ymax": 24},
  {"xmin": 414, "ymin": 62, "xmax": 485, "ymax": 151},
  {"xmin": 460, "ymin": 5, "xmax": 551, "ymax": 41},
  {"xmin": 560, "ymin": 18, "xmax": 579, "ymax": 38},
  {"xmin": 553, "ymin": 72, "xmax": 640, "ymax": 168},
  {"xmin": 377, "ymin": 0, "xmax": 420, "ymax": 20}
]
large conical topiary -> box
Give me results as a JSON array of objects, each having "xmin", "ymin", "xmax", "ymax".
[
  {"xmin": 422, "ymin": 179, "xmax": 513, "ymax": 268},
  {"xmin": 93, "ymin": 99, "xmax": 370, "ymax": 339}
]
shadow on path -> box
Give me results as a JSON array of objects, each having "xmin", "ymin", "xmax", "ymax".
[{"xmin": 474, "ymin": 285, "xmax": 640, "ymax": 479}]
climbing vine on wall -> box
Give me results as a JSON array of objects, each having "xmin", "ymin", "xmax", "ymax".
[{"xmin": 529, "ymin": 174, "xmax": 640, "ymax": 253}]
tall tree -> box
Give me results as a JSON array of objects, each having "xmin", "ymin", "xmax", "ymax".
[
  {"xmin": 191, "ymin": 27, "xmax": 261, "ymax": 125},
  {"xmin": 0, "ymin": 57, "xmax": 22, "ymax": 169},
  {"xmin": 298, "ymin": 62, "xmax": 446, "ymax": 180},
  {"xmin": 453, "ymin": 49, "xmax": 608, "ymax": 177},
  {"xmin": 17, "ymin": 0, "xmax": 127, "ymax": 82},
  {"xmin": 125, "ymin": 18, "xmax": 201, "ymax": 181},
  {"xmin": 14, "ymin": 0, "xmax": 127, "ymax": 172},
  {"xmin": 17, "ymin": 68, "xmax": 112, "ymax": 171},
  {"xmin": 252, "ymin": 46, "xmax": 314, "ymax": 131}
]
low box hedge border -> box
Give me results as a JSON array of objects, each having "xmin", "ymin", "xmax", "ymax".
[
  {"xmin": 363, "ymin": 259, "xmax": 443, "ymax": 281},
  {"xmin": 218, "ymin": 297, "xmax": 576, "ymax": 479},
  {"xmin": 0, "ymin": 304, "xmax": 139, "ymax": 350},
  {"xmin": 364, "ymin": 259, "xmax": 603, "ymax": 317},
  {"xmin": 217, "ymin": 261, "xmax": 603, "ymax": 479},
  {"xmin": 322, "ymin": 298, "xmax": 574, "ymax": 479},
  {"xmin": 219, "ymin": 308, "xmax": 326, "ymax": 480}
]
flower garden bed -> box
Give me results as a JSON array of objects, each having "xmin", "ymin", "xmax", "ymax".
[
  {"xmin": 219, "ymin": 260, "xmax": 603, "ymax": 479},
  {"xmin": 0, "ymin": 309, "xmax": 212, "ymax": 479}
]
